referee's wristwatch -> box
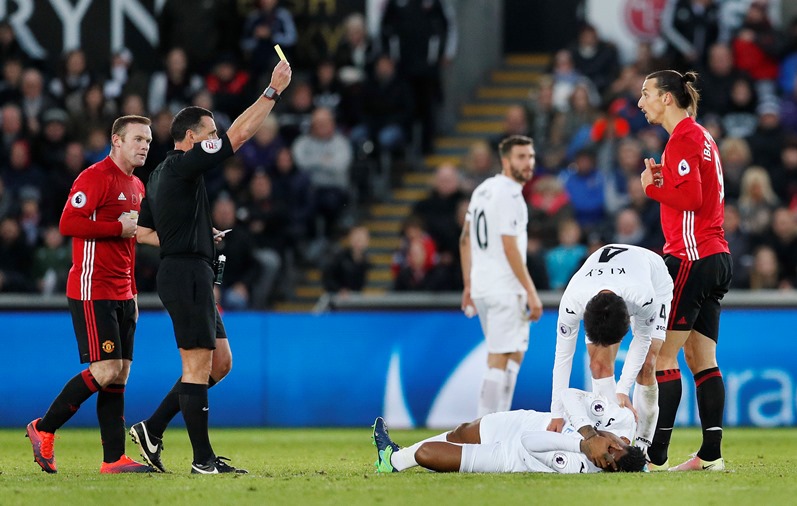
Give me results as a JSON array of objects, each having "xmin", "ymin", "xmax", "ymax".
[{"xmin": 263, "ymin": 86, "xmax": 281, "ymax": 103}]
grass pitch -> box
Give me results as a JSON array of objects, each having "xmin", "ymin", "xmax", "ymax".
[{"xmin": 1, "ymin": 427, "xmax": 795, "ymax": 506}]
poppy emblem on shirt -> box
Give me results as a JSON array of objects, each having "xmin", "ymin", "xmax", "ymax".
[
  {"xmin": 102, "ymin": 340, "xmax": 115, "ymax": 353},
  {"xmin": 201, "ymin": 138, "xmax": 223, "ymax": 153},
  {"xmin": 553, "ymin": 453, "xmax": 568, "ymax": 469},
  {"xmin": 678, "ymin": 159, "xmax": 690, "ymax": 176},
  {"xmin": 70, "ymin": 191, "xmax": 87, "ymax": 208}
]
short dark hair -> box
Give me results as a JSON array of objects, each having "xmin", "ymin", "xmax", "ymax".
[
  {"xmin": 171, "ymin": 106, "xmax": 213, "ymax": 142},
  {"xmin": 112, "ymin": 115, "xmax": 151, "ymax": 138},
  {"xmin": 646, "ymin": 69, "xmax": 701, "ymax": 117},
  {"xmin": 615, "ymin": 445, "xmax": 646, "ymax": 472},
  {"xmin": 498, "ymin": 135, "xmax": 533, "ymax": 159},
  {"xmin": 583, "ymin": 291, "xmax": 630, "ymax": 346}
]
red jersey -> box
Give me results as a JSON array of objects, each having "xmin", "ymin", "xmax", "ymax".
[
  {"xmin": 651, "ymin": 117, "xmax": 729, "ymax": 261},
  {"xmin": 60, "ymin": 156, "xmax": 145, "ymax": 300}
]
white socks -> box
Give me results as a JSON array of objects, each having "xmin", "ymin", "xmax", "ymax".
[
  {"xmin": 390, "ymin": 432, "xmax": 449, "ymax": 471},
  {"xmin": 591, "ymin": 376, "xmax": 617, "ymax": 400},
  {"xmin": 633, "ymin": 382, "xmax": 659, "ymax": 451},
  {"xmin": 479, "ymin": 361, "xmax": 522, "ymax": 416},
  {"xmin": 478, "ymin": 368, "xmax": 505, "ymax": 417},
  {"xmin": 499, "ymin": 360, "xmax": 520, "ymax": 412}
]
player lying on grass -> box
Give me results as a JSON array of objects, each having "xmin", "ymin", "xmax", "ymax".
[{"xmin": 372, "ymin": 388, "xmax": 646, "ymax": 474}]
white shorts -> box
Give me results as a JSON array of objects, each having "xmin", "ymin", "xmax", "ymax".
[
  {"xmin": 479, "ymin": 410, "xmax": 551, "ymax": 445},
  {"xmin": 460, "ymin": 441, "xmax": 532, "ymax": 473},
  {"xmin": 461, "ymin": 412, "xmax": 556, "ymax": 474},
  {"xmin": 473, "ymin": 293, "xmax": 530, "ymax": 353},
  {"xmin": 458, "ymin": 411, "xmax": 551, "ymax": 473}
]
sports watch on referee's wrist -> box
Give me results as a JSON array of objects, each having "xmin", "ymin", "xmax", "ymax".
[{"xmin": 263, "ymin": 86, "xmax": 281, "ymax": 103}]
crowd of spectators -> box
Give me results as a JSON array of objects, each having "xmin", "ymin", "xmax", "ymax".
[
  {"xmin": 376, "ymin": 0, "xmax": 797, "ymax": 295},
  {"xmin": 0, "ymin": 0, "xmax": 457, "ymax": 308},
  {"xmin": 2, "ymin": 0, "xmax": 796, "ymax": 308}
]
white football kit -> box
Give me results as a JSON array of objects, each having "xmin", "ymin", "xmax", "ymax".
[
  {"xmin": 550, "ymin": 244, "xmax": 673, "ymax": 417},
  {"xmin": 459, "ymin": 389, "xmax": 636, "ymax": 473},
  {"xmin": 467, "ymin": 174, "xmax": 530, "ymax": 353}
]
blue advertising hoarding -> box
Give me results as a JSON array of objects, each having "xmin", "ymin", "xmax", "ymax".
[{"xmin": 0, "ymin": 309, "xmax": 791, "ymax": 428}]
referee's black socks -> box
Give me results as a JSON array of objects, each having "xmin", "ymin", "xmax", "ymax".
[
  {"xmin": 146, "ymin": 379, "xmax": 183, "ymax": 438},
  {"xmin": 179, "ymin": 382, "xmax": 214, "ymax": 465},
  {"xmin": 148, "ymin": 376, "xmax": 219, "ymax": 439}
]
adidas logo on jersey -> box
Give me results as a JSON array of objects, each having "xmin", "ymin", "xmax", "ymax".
[
  {"xmin": 118, "ymin": 192, "xmax": 127, "ymax": 200},
  {"xmin": 676, "ymin": 316, "xmax": 687, "ymax": 325}
]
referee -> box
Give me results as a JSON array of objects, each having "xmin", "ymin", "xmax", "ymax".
[{"xmin": 134, "ymin": 60, "xmax": 291, "ymax": 474}]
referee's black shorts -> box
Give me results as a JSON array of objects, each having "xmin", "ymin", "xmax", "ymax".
[
  {"xmin": 68, "ymin": 298, "xmax": 136, "ymax": 363},
  {"xmin": 664, "ymin": 252, "xmax": 732, "ymax": 342},
  {"xmin": 157, "ymin": 257, "xmax": 222, "ymax": 350}
]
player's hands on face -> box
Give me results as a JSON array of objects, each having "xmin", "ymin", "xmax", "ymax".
[
  {"xmin": 546, "ymin": 417, "xmax": 565, "ymax": 433},
  {"xmin": 270, "ymin": 60, "xmax": 292, "ymax": 92},
  {"xmin": 118, "ymin": 214, "xmax": 137, "ymax": 238},
  {"xmin": 616, "ymin": 393, "xmax": 638, "ymax": 421},
  {"xmin": 598, "ymin": 430, "xmax": 626, "ymax": 447},
  {"xmin": 582, "ymin": 433, "xmax": 620, "ymax": 471},
  {"xmin": 526, "ymin": 290, "xmax": 543, "ymax": 322},
  {"xmin": 597, "ymin": 430, "xmax": 626, "ymax": 471},
  {"xmin": 641, "ymin": 158, "xmax": 663, "ymax": 190}
]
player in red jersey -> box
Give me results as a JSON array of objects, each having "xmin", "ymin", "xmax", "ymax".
[
  {"xmin": 638, "ymin": 70, "xmax": 731, "ymax": 472},
  {"xmin": 26, "ymin": 116, "xmax": 155, "ymax": 474}
]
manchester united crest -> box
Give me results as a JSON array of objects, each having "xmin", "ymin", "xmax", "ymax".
[{"xmin": 102, "ymin": 340, "xmax": 115, "ymax": 353}]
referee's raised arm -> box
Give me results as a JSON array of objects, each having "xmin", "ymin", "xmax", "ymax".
[{"xmin": 226, "ymin": 60, "xmax": 292, "ymax": 152}]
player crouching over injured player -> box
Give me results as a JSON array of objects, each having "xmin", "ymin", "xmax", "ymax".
[
  {"xmin": 372, "ymin": 388, "xmax": 645, "ymax": 474},
  {"xmin": 548, "ymin": 244, "xmax": 673, "ymax": 463}
]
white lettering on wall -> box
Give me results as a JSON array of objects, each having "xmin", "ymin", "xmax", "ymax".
[
  {"xmin": 1, "ymin": 0, "xmax": 161, "ymax": 59},
  {"xmin": 747, "ymin": 369, "xmax": 793, "ymax": 427},
  {"xmin": 726, "ymin": 369, "xmax": 754, "ymax": 426},
  {"xmin": 111, "ymin": 0, "xmax": 158, "ymax": 52},
  {"xmin": 49, "ymin": 0, "xmax": 92, "ymax": 51},
  {"xmin": 608, "ymin": 348, "xmax": 797, "ymax": 426},
  {"xmin": 1, "ymin": 0, "xmax": 46, "ymax": 58}
]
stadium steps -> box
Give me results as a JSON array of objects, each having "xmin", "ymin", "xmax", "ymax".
[{"xmin": 277, "ymin": 53, "xmax": 550, "ymax": 311}]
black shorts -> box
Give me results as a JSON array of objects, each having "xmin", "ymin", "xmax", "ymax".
[
  {"xmin": 214, "ymin": 305, "xmax": 227, "ymax": 340},
  {"xmin": 68, "ymin": 298, "xmax": 136, "ymax": 363},
  {"xmin": 157, "ymin": 257, "xmax": 220, "ymax": 350},
  {"xmin": 665, "ymin": 252, "xmax": 732, "ymax": 342}
]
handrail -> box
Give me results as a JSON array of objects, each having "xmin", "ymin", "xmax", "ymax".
[
  {"xmin": 2, "ymin": 290, "xmax": 795, "ymax": 312},
  {"xmin": 328, "ymin": 290, "xmax": 797, "ymax": 311},
  {"xmin": 0, "ymin": 293, "xmax": 164, "ymax": 310}
]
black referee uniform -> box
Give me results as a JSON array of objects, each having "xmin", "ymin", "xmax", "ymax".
[{"xmin": 139, "ymin": 134, "xmax": 233, "ymax": 349}]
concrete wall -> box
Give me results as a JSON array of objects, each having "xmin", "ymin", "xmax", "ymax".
[
  {"xmin": 439, "ymin": 0, "xmax": 503, "ymax": 133},
  {"xmin": 784, "ymin": 1, "xmax": 797, "ymax": 24}
]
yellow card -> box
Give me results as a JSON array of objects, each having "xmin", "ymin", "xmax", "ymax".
[{"xmin": 274, "ymin": 44, "xmax": 287, "ymax": 61}]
